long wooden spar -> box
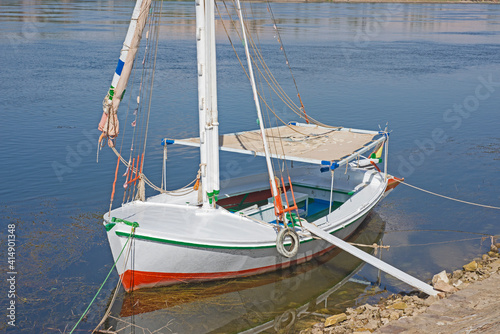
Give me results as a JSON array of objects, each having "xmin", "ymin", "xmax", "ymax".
[{"xmin": 301, "ymin": 221, "xmax": 438, "ymax": 296}]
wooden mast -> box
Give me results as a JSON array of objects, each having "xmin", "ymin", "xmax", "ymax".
[{"xmin": 196, "ymin": 0, "xmax": 219, "ymax": 208}]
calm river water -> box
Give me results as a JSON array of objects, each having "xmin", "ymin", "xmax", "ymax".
[{"xmin": 1, "ymin": 1, "xmax": 500, "ymax": 333}]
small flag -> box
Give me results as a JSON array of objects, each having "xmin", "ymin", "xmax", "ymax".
[{"xmin": 375, "ymin": 145, "xmax": 384, "ymax": 159}]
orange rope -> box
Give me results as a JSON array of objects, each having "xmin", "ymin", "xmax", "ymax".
[
  {"xmin": 281, "ymin": 175, "xmax": 298, "ymax": 214},
  {"xmin": 122, "ymin": 159, "xmax": 133, "ymax": 202},
  {"xmin": 271, "ymin": 179, "xmax": 283, "ymax": 218},
  {"xmin": 133, "ymin": 154, "xmax": 141, "ymax": 187},
  {"xmin": 126, "ymin": 153, "xmax": 145, "ymax": 185},
  {"xmin": 109, "ymin": 155, "xmax": 121, "ymax": 213},
  {"xmin": 272, "ymin": 177, "xmax": 298, "ymax": 218},
  {"xmin": 370, "ymin": 160, "xmax": 382, "ymax": 172}
]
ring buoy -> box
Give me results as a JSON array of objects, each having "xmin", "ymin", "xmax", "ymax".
[
  {"xmin": 276, "ymin": 228, "xmax": 299, "ymax": 258},
  {"xmin": 273, "ymin": 309, "xmax": 296, "ymax": 332}
]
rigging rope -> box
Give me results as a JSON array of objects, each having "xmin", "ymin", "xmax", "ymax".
[
  {"xmin": 265, "ymin": 0, "xmax": 309, "ymax": 123},
  {"xmin": 92, "ymin": 224, "xmax": 138, "ymax": 333},
  {"xmin": 70, "ymin": 227, "xmax": 136, "ymax": 334},
  {"xmin": 399, "ymin": 180, "xmax": 500, "ymax": 210},
  {"xmin": 216, "ymin": 1, "xmax": 307, "ymax": 136},
  {"xmin": 243, "ymin": 22, "xmax": 338, "ymax": 129},
  {"xmin": 105, "ymin": 1, "xmax": 182, "ymax": 205},
  {"xmin": 387, "ymin": 236, "xmax": 499, "ymax": 249},
  {"xmin": 112, "ymin": 145, "xmax": 197, "ymax": 195},
  {"xmin": 221, "ymin": 0, "xmax": 341, "ymax": 130}
]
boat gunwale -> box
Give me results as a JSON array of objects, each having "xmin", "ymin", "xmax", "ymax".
[{"xmin": 107, "ymin": 174, "xmax": 386, "ymax": 250}]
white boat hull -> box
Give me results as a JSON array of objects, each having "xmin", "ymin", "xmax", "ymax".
[{"xmin": 104, "ymin": 167, "xmax": 389, "ymax": 291}]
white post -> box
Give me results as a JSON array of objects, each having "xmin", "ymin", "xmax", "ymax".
[
  {"xmin": 206, "ymin": 0, "xmax": 219, "ymax": 207},
  {"xmin": 195, "ymin": 0, "xmax": 209, "ymax": 207},
  {"xmin": 384, "ymin": 135, "xmax": 388, "ymax": 182},
  {"xmin": 329, "ymin": 170, "xmax": 334, "ymax": 214},
  {"xmin": 195, "ymin": 0, "xmax": 219, "ymax": 208},
  {"xmin": 235, "ymin": 0, "xmax": 279, "ymax": 200},
  {"xmin": 163, "ymin": 144, "xmax": 167, "ymax": 191}
]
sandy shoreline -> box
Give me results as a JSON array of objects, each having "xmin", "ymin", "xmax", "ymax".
[
  {"xmin": 375, "ymin": 263, "xmax": 500, "ymax": 333},
  {"xmin": 300, "ymin": 245, "xmax": 500, "ymax": 333}
]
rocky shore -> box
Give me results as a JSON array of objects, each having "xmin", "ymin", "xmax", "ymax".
[{"xmin": 301, "ymin": 243, "xmax": 500, "ymax": 334}]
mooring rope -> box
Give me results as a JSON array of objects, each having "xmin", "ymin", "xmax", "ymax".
[
  {"xmin": 70, "ymin": 228, "xmax": 136, "ymax": 334},
  {"xmin": 399, "ymin": 180, "xmax": 500, "ymax": 210},
  {"xmin": 92, "ymin": 224, "xmax": 138, "ymax": 333}
]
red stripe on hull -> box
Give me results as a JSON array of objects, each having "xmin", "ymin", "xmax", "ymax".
[
  {"xmin": 385, "ymin": 176, "xmax": 403, "ymax": 192},
  {"xmin": 121, "ymin": 243, "xmax": 337, "ymax": 292}
]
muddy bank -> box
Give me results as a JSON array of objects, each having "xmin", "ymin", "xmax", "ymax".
[{"xmin": 301, "ymin": 243, "xmax": 500, "ymax": 334}]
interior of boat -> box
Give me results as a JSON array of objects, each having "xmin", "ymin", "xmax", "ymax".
[{"xmin": 216, "ymin": 165, "xmax": 370, "ymax": 226}]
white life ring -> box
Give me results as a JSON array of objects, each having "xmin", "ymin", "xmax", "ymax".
[
  {"xmin": 276, "ymin": 228, "xmax": 299, "ymax": 258},
  {"xmin": 273, "ymin": 309, "xmax": 296, "ymax": 332}
]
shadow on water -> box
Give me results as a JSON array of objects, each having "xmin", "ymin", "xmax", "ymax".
[{"xmin": 95, "ymin": 213, "xmax": 387, "ymax": 334}]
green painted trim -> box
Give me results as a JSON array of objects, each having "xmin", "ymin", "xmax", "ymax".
[
  {"xmin": 292, "ymin": 183, "xmax": 353, "ymax": 195},
  {"xmin": 114, "ymin": 231, "xmax": 274, "ymax": 249},
  {"xmin": 105, "ymin": 223, "xmax": 116, "ymax": 232},
  {"xmin": 114, "ymin": 214, "xmax": 364, "ymax": 250},
  {"xmin": 238, "ymin": 193, "xmax": 250, "ymax": 207},
  {"xmin": 111, "ymin": 217, "xmax": 139, "ymax": 228}
]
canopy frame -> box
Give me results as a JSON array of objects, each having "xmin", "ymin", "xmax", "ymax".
[{"xmin": 164, "ymin": 122, "xmax": 387, "ymax": 170}]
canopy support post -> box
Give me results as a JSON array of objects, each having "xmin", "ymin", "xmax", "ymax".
[
  {"xmin": 384, "ymin": 135, "xmax": 389, "ymax": 182},
  {"xmin": 329, "ymin": 170, "xmax": 334, "ymax": 215}
]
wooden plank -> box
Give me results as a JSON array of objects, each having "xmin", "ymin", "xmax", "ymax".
[{"xmin": 302, "ymin": 221, "xmax": 438, "ymax": 296}]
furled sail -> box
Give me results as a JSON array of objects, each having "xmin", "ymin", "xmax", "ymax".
[{"xmin": 98, "ymin": 0, "xmax": 153, "ymax": 146}]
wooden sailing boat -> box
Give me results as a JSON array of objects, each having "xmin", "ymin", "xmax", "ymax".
[
  {"xmin": 98, "ymin": 0, "xmax": 402, "ymax": 292},
  {"xmin": 103, "ymin": 215, "xmax": 387, "ymax": 333}
]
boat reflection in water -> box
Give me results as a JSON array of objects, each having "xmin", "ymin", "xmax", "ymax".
[{"xmin": 99, "ymin": 213, "xmax": 386, "ymax": 333}]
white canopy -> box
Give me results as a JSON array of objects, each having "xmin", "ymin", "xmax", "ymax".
[{"xmin": 167, "ymin": 123, "xmax": 385, "ymax": 168}]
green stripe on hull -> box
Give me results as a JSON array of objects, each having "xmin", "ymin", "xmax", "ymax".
[{"xmin": 112, "ymin": 215, "xmax": 364, "ymax": 250}]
